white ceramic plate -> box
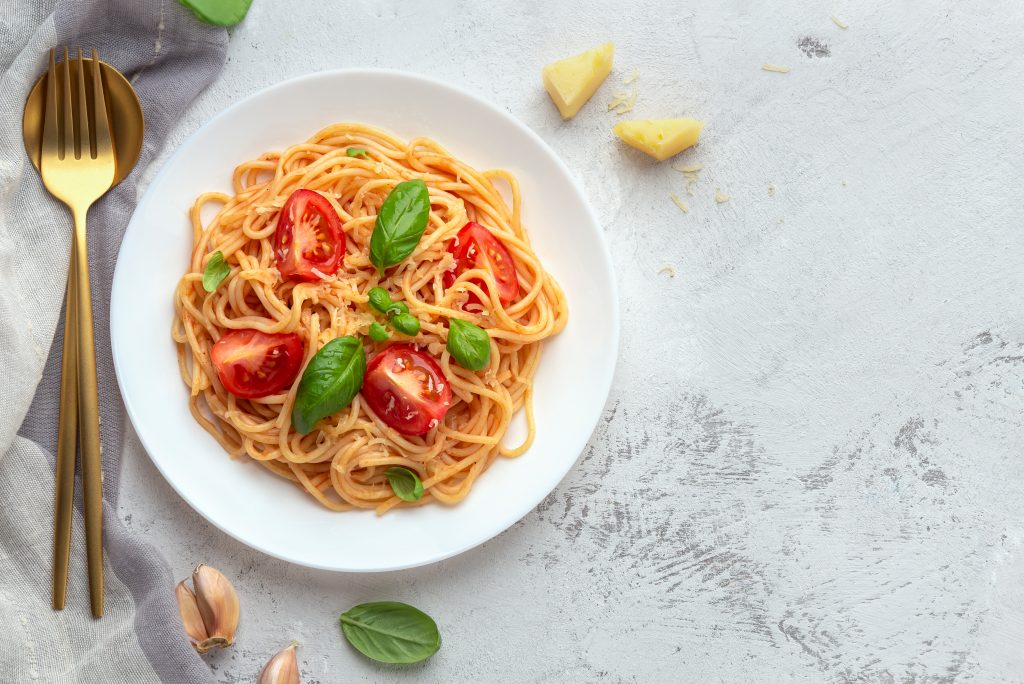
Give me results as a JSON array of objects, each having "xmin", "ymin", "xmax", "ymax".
[{"xmin": 111, "ymin": 69, "xmax": 618, "ymax": 571}]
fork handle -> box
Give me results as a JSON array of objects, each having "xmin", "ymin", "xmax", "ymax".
[
  {"xmin": 73, "ymin": 206, "xmax": 104, "ymax": 619},
  {"xmin": 52, "ymin": 243, "xmax": 78, "ymax": 610}
]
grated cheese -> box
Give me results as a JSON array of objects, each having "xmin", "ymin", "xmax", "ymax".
[
  {"xmin": 607, "ymin": 90, "xmax": 637, "ymax": 114},
  {"xmin": 670, "ymin": 193, "xmax": 689, "ymax": 213},
  {"xmin": 714, "ymin": 190, "xmax": 731, "ymax": 204},
  {"xmin": 607, "ymin": 78, "xmax": 639, "ymax": 115},
  {"xmin": 768, "ymin": 183, "xmax": 776, "ymax": 197},
  {"xmin": 623, "ymin": 69, "xmax": 639, "ymax": 85},
  {"xmin": 658, "ymin": 264, "xmax": 677, "ymax": 278},
  {"xmin": 672, "ymin": 163, "xmax": 704, "ymax": 174},
  {"xmin": 831, "ymin": 15, "xmax": 849, "ymax": 29},
  {"xmin": 761, "ymin": 63, "xmax": 791, "ymax": 73}
]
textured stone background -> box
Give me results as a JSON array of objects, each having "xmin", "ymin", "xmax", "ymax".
[{"xmin": 118, "ymin": 1, "xmax": 1024, "ymax": 681}]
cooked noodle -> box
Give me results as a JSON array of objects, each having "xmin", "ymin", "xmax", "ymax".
[{"xmin": 172, "ymin": 123, "xmax": 567, "ymax": 513}]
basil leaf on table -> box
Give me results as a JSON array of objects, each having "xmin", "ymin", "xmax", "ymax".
[
  {"xmin": 347, "ymin": 147, "xmax": 369, "ymax": 158},
  {"xmin": 369, "ymin": 179, "xmax": 430, "ymax": 273},
  {"xmin": 177, "ymin": 0, "xmax": 253, "ymax": 26},
  {"xmin": 291, "ymin": 336, "xmax": 366, "ymax": 434},
  {"xmin": 339, "ymin": 601, "xmax": 440, "ymax": 664},
  {"xmin": 202, "ymin": 250, "xmax": 230, "ymax": 292},
  {"xmin": 446, "ymin": 318, "xmax": 491, "ymax": 371},
  {"xmin": 385, "ymin": 467, "xmax": 424, "ymax": 502}
]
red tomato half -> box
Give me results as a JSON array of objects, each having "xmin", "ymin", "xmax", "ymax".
[
  {"xmin": 211, "ymin": 330, "xmax": 304, "ymax": 399},
  {"xmin": 362, "ymin": 344, "xmax": 452, "ymax": 436},
  {"xmin": 442, "ymin": 222, "xmax": 520, "ymax": 311},
  {"xmin": 273, "ymin": 189, "xmax": 346, "ymax": 281}
]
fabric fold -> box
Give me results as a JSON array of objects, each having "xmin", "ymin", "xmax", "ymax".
[{"xmin": 2, "ymin": 0, "xmax": 227, "ymax": 681}]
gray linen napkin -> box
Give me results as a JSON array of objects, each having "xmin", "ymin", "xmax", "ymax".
[{"xmin": 1, "ymin": 1, "xmax": 226, "ymax": 681}]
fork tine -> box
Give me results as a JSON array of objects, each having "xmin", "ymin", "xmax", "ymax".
[
  {"xmin": 42, "ymin": 49, "xmax": 59, "ymax": 161},
  {"xmin": 61, "ymin": 47, "xmax": 74, "ymax": 159},
  {"xmin": 91, "ymin": 49, "xmax": 113, "ymax": 161},
  {"xmin": 75, "ymin": 48, "xmax": 91, "ymax": 159}
]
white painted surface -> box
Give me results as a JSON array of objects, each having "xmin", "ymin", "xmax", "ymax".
[{"xmin": 118, "ymin": 1, "xmax": 1024, "ymax": 681}]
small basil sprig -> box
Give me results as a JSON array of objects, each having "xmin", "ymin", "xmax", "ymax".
[
  {"xmin": 368, "ymin": 322, "xmax": 389, "ymax": 342},
  {"xmin": 292, "ymin": 337, "xmax": 366, "ymax": 434},
  {"xmin": 391, "ymin": 313, "xmax": 420, "ymax": 337},
  {"xmin": 369, "ymin": 180, "xmax": 430, "ymax": 273},
  {"xmin": 447, "ymin": 319, "xmax": 490, "ymax": 371},
  {"xmin": 385, "ymin": 301, "xmax": 409, "ymax": 317},
  {"xmin": 366, "ymin": 287, "xmax": 420, "ymax": 338},
  {"xmin": 339, "ymin": 602, "xmax": 440, "ymax": 664},
  {"xmin": 368, "ymin": 287, "xmax": 392, "ymax": 313},
  {"xmin": 202, "ymin": 251, "xmax": 230, "ymax": 292},
  {"xmin": 347, "ymin": 147, "xmax": 369, "ymax": 158},
  {"xmin": 386, "ymin": 467, "xmax": 424, "ymax": 501},
  {"xmin": 177, "ymin": 0, "xmax": 253, "ymax": 26}
]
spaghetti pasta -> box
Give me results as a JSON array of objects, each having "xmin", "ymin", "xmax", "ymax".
[{"xmin": 172, "ymin": 123, "xmax": 567, "ymax": 514}]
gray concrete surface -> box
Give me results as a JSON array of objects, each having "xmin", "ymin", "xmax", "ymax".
[{"xmin": 118, "ymin": 1, "xmax": 1024, "ymax": 681}]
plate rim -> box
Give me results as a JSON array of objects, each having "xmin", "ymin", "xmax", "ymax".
[{"xmin": 110, "ymin": 68, "xmax": 620, "ymax": 571}]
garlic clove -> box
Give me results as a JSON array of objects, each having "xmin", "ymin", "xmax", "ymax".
[
  {"xmin": 176, "ymin": 564, "xmax": 240, "ymax": 653},
  {"xmin": 258, "ymin": 641, "xmax": 300, "ymax": 684},
  {"xmin": 175, "ymin": 581, "xmax": 209, "ymax": 648}
]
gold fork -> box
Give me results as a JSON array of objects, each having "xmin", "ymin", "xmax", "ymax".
[{"xmin": 42, "ymin": 47, "xmax": 115, "ymax": 619}]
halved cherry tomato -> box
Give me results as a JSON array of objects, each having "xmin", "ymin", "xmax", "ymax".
[
  {"xmin": 273, "ymin": 189, "xmax": 346, "ymax": 281},
  {"xmin": 362, "ymin": 344, "xmax": 452, "ymax": 436},
  {"xmin": 442, "ymin": 222, "xmax": 520, "ymax": 311},
  {"xmin": 211, "ymin": 330, "xmax": 304, "ymax": 399}
]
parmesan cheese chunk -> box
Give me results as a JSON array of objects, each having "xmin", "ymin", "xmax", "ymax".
[
  {"xmin": 543, "ymin": 42, "xmax": 615, "ymax": 119},
  {"xmin": 613, "ymin": 118, "xmax": 704, "ymax": 161}
]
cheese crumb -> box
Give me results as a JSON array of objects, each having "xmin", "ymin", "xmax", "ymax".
[
  {"xmin": 658, "ymin": 264, "xmax": 677, "ymax": 278},
  {"xmin": 761, "ymin": 63, "xmax": 791, "ymax": 73},
  {"xmin": 670, "ymin": 193, "xmax": 690, "ymax": 213},
  {"xmin": 607, "ymin": 83, "xmax": 638, "ymax": 115},
  {"xmin": 768, "ymin": 183, "xmax": 776, "ymax": 196},
  {"xmin": 623, "ymin": 69, "xmax": 639, "ymax": 85},
  {"xmin": 714, "ymin": 190, "xmax": 731, "ymax": 204},
  {"xmin": 831, "ymin": 15, "xmax": 849, "ymax": 29},
  {"xmin": 672, "ymin": 163, "xmax": 704, "ymax": 174}
]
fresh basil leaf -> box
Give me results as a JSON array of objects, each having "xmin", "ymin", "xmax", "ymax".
[
  {"xmin": 177, "ymin": 0, "xmax": 253, "ymax": 26},
  {"xmin": 368, "ymin": 322, "xmax": 390, "ymax": 342},
  {"xmin": 202, "ymin": 251, "xmax": 230, "ymax": 292},
  {"xmin": 384, "ymin": 300, "xmax": 409, "ymax": 317},
  {"xmin": 386, "ymin": 467, "xmax": 424, "ymax": 501},
  {"xmin": 292, "ymin": 336, "xmax": 366, "ymax": 434},
  {"xmin": 446, "ymin": 318, "xmax": 490, "ymax": 371},
  {"xmin": 369, "ymin": 180, "xmax": 430, "ymax": 273},
  {"xmin": 367, "ymin": 287, "xmax": 392, "ymax": 314},
  {"xmin": 347, "ymin": 147, "xmax": 369, "ymax": 158},
  {"xmin": 391, "ymin": 313, "xmax": 420, "ymax": 337},
  {"xmin": 339, "ymin": 602, "xmax": 440, "ymax": 664}
]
